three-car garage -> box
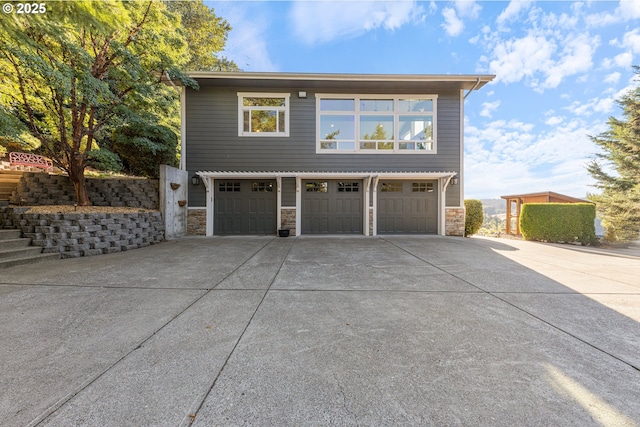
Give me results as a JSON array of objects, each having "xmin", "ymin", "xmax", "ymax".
[{"xmin": 199, "ymin": 173, "xmax": 456, "ymax": 236}]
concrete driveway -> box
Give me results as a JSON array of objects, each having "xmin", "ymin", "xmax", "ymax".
[{"xmin": 1, "ymin": 236, "xmax": 639, "ymax": 426}]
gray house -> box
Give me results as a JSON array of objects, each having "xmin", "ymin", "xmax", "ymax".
[{"xmin": 181, "ymin": 72, "xmax": 494, "ymax": 237}]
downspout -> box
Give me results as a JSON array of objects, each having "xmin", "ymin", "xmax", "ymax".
[{"xmin": 463, "ymin": 77, "xmax": 481, "ymax": 100}]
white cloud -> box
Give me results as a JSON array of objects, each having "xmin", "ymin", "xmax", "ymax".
[
  {"xmin": 441, "ymin": 1, "xmax": 481, "ymax": 37},
  {"xmin": 496, "ymin": 0, "xmax": 532, "ymax": 27},
  {"xmin": 585, "ymin": 0, "xmax": 640, "ymax": 27},
  {"xmin": 481, "ymin": 6, "xmax": 599, "ymax": 91},
  {"xmin": 621, "ymin": 28, "xmax": 640, "ymax": 53},
  {"xmin": 604, "ymin": 72, "xmax": 621, "ymax": 84},
  {"xmin": 565, "ymin": 93, "xmax": 618, "ymax": 117},
  {"xmin": 212, "ymin": 2, "xmax": 277, "ymax": 71},
  {"xmin": 455, "ymin": 1, "xmax": 481, "ymax": 20},
  {"xmin": 614, "ymin": 52, "xmax": 633, "ymax": 68},
  {"xmin": 289, "ymin": 1, "xmax": 423, "ymax": 45},
  {"xmin": 545, "ymin": 116, "xmax": 564, "ymax": 126},
  {"xmin": 480, "ymin": 100, "xmax": 501, "ymax": 118},
  {"xmin": 464, "ymin": 116, "xmax": 607, "ymax": 199},
  {"xmin": 441, "ymin": 7, "xmax": 464, "ymax": 37},
  {"xmin": 536, "ymin": 33, "xmax": 599, "ymax": 90},
  {"xmin": 488, "ymin": 34, "xmax": 556, "ymax": 85}
]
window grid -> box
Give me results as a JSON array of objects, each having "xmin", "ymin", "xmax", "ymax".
[
  {"xmin": 219, "ymin": 182, "xmax": 241, "ymax": 192},
  {"xmin": 338, "ymin": 182, "xmax": 359, "ymax": 192},
  {"xmin": 251, "ymin": 181, "xmax": 274, "ymax": 192},
  {"xmin": 317, "ymin": 94, "xmax": 437, "ymax": 154},
  {"xmin": 412, "ymin": 182, "xmax": 434, "ymax": 193},
  {"xmin": 238, "ymin": 93, "xmax": 290, "ymax": 137},
  {"xmin": 305, "ymin": 181, "xmax": 328, "ymax": 192},
  {"xmin": 380, "ymin": 182, "xmax": 403, "ymax": 192}
]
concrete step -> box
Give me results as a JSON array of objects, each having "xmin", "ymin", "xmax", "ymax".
[
  {"xmin": 0, "ymin": 229, "xmax": 22, "ymax": 241},
  {"xmin": 0, "ymin": 246, "xmax": 44, "ymax": 261},
  {"xmin": 0, "ymin": 228, "xmax": 61, "ymax": 268},
  {"xmin": 0, "ymin": 252, "xmax": 60, "ymax": 269},
  {"xmin": 0, "ymin": 237, "xmax": 32, "ymax": 250}
]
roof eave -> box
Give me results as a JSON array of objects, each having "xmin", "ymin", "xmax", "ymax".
[{"xmin": 186, "ymin": 71, "xmax": 495, "ymax": 90}]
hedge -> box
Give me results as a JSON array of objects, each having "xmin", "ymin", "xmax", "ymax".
[
  {"xmin": 464, "ymin": 199, "xmax": 484, "ymax": 236},
  {"xmin": 520, "ymin": 203, "xmax": 598, "ymax": 245}
]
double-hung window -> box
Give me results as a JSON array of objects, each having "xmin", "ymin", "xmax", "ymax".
[
  {"xmin": 238, "ymin": 93, "xmax": 290, "ymax": 137},
  {"xmin": 317, "ymin": 95, "xmax": 436, "ymax": 153}
]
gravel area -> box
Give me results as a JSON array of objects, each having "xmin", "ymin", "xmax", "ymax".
[{"xmin": 22, "ymin": 206, "xmax": 158, "ymax": 214}]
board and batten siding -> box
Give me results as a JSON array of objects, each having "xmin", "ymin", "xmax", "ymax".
[{"xmin": 186, "ymin": 86, "xmax": 462, "ymax": 207}]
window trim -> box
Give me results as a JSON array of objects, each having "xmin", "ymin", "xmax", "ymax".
[
  {"xmin": 238, "ymin": 92, "xmax": 290, "ymax": 137},
  {"xmin": 316, "ymin": 94, "xmax": 437, "ymax": 154}
]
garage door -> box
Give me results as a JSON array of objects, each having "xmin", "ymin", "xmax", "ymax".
[
  {"xmin": 377, "ymin": 181, "xmax": 438, "ymax": 234},
  {"xmin": 214, "ymin": 180, "xmax": 277, "ymax": 235},
  {"xmin": 302, "ymin": 180, "xmax": 363, "ymax": 234}
]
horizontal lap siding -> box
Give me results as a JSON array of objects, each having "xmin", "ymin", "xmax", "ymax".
[{"xmin": 186, "ymin": 86, "xmax": 461, "ymax": 207}]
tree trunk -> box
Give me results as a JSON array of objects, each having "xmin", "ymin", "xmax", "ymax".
[{"xmin": 69, "ymin": 163, "xmax": 91, "ymax": 206}]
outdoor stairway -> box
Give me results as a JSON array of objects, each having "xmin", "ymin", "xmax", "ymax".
[
  {"xmin": 0, "ymin": 229, "xmax": 60, "ymax": 268},
  {"xmin": 0, "ymin": 170, "xmax": 23, "ymax": 206}
]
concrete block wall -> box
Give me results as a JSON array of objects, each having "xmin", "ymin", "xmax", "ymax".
[
  {"xmin": 10, "ymin": 173, "xmax": 159, "ymax": 209},
  {"xmin": 0, "ymin": 207, "xmax": 163, "ymax": 258}
]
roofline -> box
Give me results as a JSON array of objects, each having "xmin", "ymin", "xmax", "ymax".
[
  {"xmin": 196, "ymin": 171, "xmax": 457, "ymax": 179},
  {"xmin": 186, "ymin": 71, "xmax": 495, "ymax": 87},
  {"xmin": 500, "ymin": 191, "xmax": 592, "ymax": 203}
]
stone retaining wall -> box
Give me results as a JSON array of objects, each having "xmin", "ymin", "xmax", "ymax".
[
  {"xmin": 10, "ymin": 172, "xmax": 159, "ymax": 209},
  {"xmin": 0, "ymin": 207, "xmax": 163, "ymax": 258}
]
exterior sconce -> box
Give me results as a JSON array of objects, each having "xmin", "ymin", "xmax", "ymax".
[
  {"xmin": 191, "ymin": 175, "xmax": 200, "ymax": 185},
  {"xmin": 452, "ymin": 176, "xmax": 459, "ymax": 185},
  {"xmin": 298, "ymin": 91, "xmax": 307, "ymax": 99}
]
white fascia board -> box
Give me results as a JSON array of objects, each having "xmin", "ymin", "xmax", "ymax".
[
  {"xmin": 196, "ymin": 171, "xmax": 457, "ymax": 180},
  {"xmin": 187, "ymin": 71, "xmax": 495, "ymax": 88}
]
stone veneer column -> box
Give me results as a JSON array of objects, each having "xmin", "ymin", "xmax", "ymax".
[
  {"xmin": 445, "ymin": 207, "xmax": 465, "ymax": 236},
  {"xmin": 280, "ymin": 208, "xmax": 296, "ymax": 236},
  {"xmin": 187, "ymin": 208, "xmax": 206, "ymax": 235}
]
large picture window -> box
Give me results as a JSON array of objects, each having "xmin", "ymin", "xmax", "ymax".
[
  {"xmin": 238, "ymin": 93, "xmax": 290, "ymax": 137},
  {"xmin": 317, "ymin": 95, "xmax": 436, "ymax": 153}
]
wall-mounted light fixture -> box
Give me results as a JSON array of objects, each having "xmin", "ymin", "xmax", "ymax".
[
  {"xmin": 191, "ymin": 175, "xmax": 200, "ymax": 185},
  {"xmin": 452, "ymin": 176, "xmax": 459, "ymax": 185},
  {"xmin": 298, "ymin": 91, "xmax": 307, "ymax": 99}
]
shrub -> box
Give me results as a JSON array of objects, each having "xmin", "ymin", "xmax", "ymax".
[
  {"xmin": 464, "ymin": 199, "xmax": 484, "ymax": 236},
  {"xmin": 111, "ymin": 122, "xmax": 178, "ymax": 178},
  {"xmin": 520, "ymin": 203, "xmax": 598, "ymax": 245}
]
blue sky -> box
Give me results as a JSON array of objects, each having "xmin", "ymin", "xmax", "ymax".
[{"xmin": 206, "ymin": 0, "xmax": 640, "ymax": 199}]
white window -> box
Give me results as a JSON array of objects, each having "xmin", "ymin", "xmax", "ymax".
[
  {"xmin": 238, "ymin": 93, "xmax": 290, "ymax": 137},
  {"xmin": 316, "ymin": 95, "xmax": 437, "ymax": 153}
]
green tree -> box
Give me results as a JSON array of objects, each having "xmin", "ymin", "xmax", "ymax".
[
  {"xmin": 164, "ymin": 0, "xmax": 238, "ymax": 72},
  {"xmin": 112, "ymin": 122, "xmax": 178, "ymax": 178},
  {"xmin": 363, "ymin": 123, "xmax": 389, "ymax": 140},
  {"xmin": 587, "ymin": 66, "xmax": 640, "ymax": 242},
  {"xmin": 464, "ymin": 199, "xmax": 484, "ymax": 237},
  {"xmin": 0, "ymin": 1, "xmax": 196, "ymax": 205}
]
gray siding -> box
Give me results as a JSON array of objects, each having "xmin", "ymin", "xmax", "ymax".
[
  {"xmin": 281, "ymin": 177, "xmax": 296, "ymax": 206},
  {"xmin": 186, "ymin": 85, "xmax": 461, "ymax": 207}
]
